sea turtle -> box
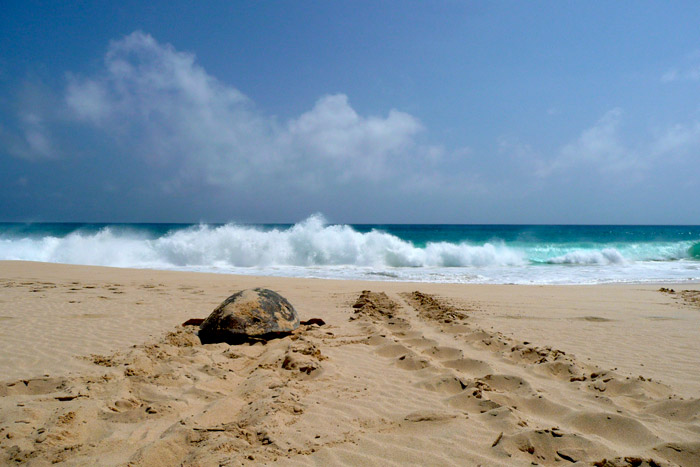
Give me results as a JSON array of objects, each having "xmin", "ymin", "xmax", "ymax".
[{"xmin": 198, "ymin": 288, "xmax": 300, "ymax": 344}]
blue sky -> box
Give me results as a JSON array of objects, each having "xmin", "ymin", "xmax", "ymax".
[{"xmin": 1, "ymin": 1, "xmax": 699, "ymax": 223}]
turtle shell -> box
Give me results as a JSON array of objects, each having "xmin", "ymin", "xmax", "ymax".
[{"xmin": 198, "ymin": 288, "xmax": 299, "ymax": 344}]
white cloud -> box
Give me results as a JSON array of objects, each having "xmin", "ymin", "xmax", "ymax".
[
  {"xmin": 20, "ymin": 113, "xmax": 53, "ymax": 158},
  {"xmin": 661, "ymin": 65, "xmax": 700, "ymax": 82},
  {"xmin": 284, "ymin": 94, "xmax": 422, "ymax": 181},
  {"xmin": 0, "ymin": 81, "xmax": 57, "ymax": 161},
  {"xmin": 0, "ymin": 113, "xmax": 54, "ymax": 161},
  {"xmin": 532, "ymin": 108, "xmax": 700, "ymax": 182},
  {"xmin": 661, "ymin": 51, "xmax": 700, "ymax": 82},
  {"xmin": 650, "ymin": 122, "xmax": 700, "ymax": 157},
  {"xmin": 537, "ymin": 108, "xmax": 643, "ymax": 178},
  {"xmin": 65, "ymin": 80, "xmax": 112, "ymax": 122},
  {"xmin": 661, "ymin": 65, "xmax": 700, "ymax": 83},
  {"xmin": 63, "ymin": 31, "xmax": 426, "ymax": 189},
  {"xmin": 497, "ymin": 136, "xmax": 552, "ymax": 179},
  {"xmin": 558, "ymin": 108, "xmax": 634, "ymax": 171}
]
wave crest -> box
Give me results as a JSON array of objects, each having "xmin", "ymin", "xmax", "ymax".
[
  {"xmin": 547, "ymin": 248, "xmax": 626, "ymax": 265},
  {"xmin": 0, "ymin": 215, "xmax": 527, "ymax": 269},
  {"xmin": 689, "ymin": 242, "xmax": 700, "ymax": 259},
  {"xmin": 1, "ymin": 217, "xmax": 698, "ymax": 283}
]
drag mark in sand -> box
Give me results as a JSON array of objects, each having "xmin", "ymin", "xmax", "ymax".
[
  {"xmin": 0, "ymin": 320, "xmax": 331, "ymax": 465},
  {"xmin": 353, "ymin": 289, "xmax": 700, "ymax": 466}
]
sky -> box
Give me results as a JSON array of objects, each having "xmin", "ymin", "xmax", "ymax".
[{"xmin": 1, "ymin": 1, "xmax": 700, "ymax": 224}]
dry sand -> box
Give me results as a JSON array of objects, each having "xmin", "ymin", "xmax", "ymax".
[{"xmin": 1, "ymin": 260, "xmax": 699, "ymax": 466}]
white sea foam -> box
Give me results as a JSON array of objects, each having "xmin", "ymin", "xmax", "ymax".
[
  {"xmin": 547, "ymin": 248, "xmax": 626, "ymax": 265},
  {"xmin": 1, "ymin": 215, "xmax": 699, "ymax": 284},
  {"xmin": 0, "ymin": 216, "xmax": 525, "ymax": 269}
]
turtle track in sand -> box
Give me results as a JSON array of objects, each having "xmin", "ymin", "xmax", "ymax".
[
  {"xmin": 0, "ymin": 323, "xmax": 330, "ymax": 466},
  {"xmin": 353, "ymin": 289, "xmax": 700, "ymax": 466}
]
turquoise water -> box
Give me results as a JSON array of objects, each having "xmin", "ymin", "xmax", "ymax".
[{"xmin": 1, "ymin": 216, "xmax": 699, "ymax": 284}]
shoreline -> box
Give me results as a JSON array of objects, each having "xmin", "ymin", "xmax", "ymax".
[
  {"xmin": 1, "ymin": 260, "xmax": 699, "ymax": 465},
  {"xmin": 3, "ymin": 259, "xmax": 700, "ymax": 286}
]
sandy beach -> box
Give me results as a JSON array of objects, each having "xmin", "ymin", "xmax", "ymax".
[{"xmin": 1, "ymin": 260, "xmax": 699, "ymax": 466}]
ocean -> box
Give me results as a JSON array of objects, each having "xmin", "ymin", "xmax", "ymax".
[{"xmin": 1, "ymin": 215, "xmax": 699, "ymax": 284}]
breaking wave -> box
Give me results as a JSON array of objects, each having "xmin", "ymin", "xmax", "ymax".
[
  {"xmin": 546, "ymin": 248, "xmax": 626, "ymax": 265},
  {"xmin": 689, "ymin": 242, "xmax": 700, "ymax": 259},
  {"xmin": 0, "ymin": 216, "xmax": 526, "ymax": 269},
  {"xmin": 1, "ymin": 216, "xmax": 699, "ymax": 283}
]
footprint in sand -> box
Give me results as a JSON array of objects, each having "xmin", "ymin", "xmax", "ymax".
[
  {"xmin": 565, "ymin": 412, "xmax": 660, "ymax": 447},
  {"xmin": 366, "ymin": 334, "xmax": 391, "ymax": 346},
  {"xmin": 414, "ymin": 375, "xmax": 467, "ymax": 395},
  {"xmin": 375, "ymin": 343, "xmax": 412, "ymax": 358},
  {"xmin": 446, "ymin": 391, "xmax": 502, "ymax": 414},
  {"xmin": 443, "ymin": 358, "xmax": 493, "ymax": 377},
  {"xmin": 497, "ymin": 428, "xmax": 614, "ymax": 465},
  {"xmin": 481, "ymin": 374, "xmax": 535, "ymax": 396},
  {"xmin": 402, "ymin": 337, "xmax": 438, "ymax": 348},
  {"xmin": 422, "ymin": 346, "xmax": 463, "ymax": 361},
  {"xmin": 395, "ymin": 354, "xmax": 432, "ymax": 371},
  {"xmin": 0, "ymin": 377, "xmax": 70, "ymax": 397}
]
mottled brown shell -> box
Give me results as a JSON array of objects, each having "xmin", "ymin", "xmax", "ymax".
[{"xmin": 199, "ymin": 288, "xmax": 299, "ymax": 344}]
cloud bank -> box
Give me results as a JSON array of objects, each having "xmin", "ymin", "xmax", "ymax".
[{"xmin": 61, "ymin": 32, "xmax": 425, "ymax": 190}]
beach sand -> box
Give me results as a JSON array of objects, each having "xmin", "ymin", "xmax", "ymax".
[{"xmin": 1, "ymin": 260, "xmax": 699, "ymax": 466}]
